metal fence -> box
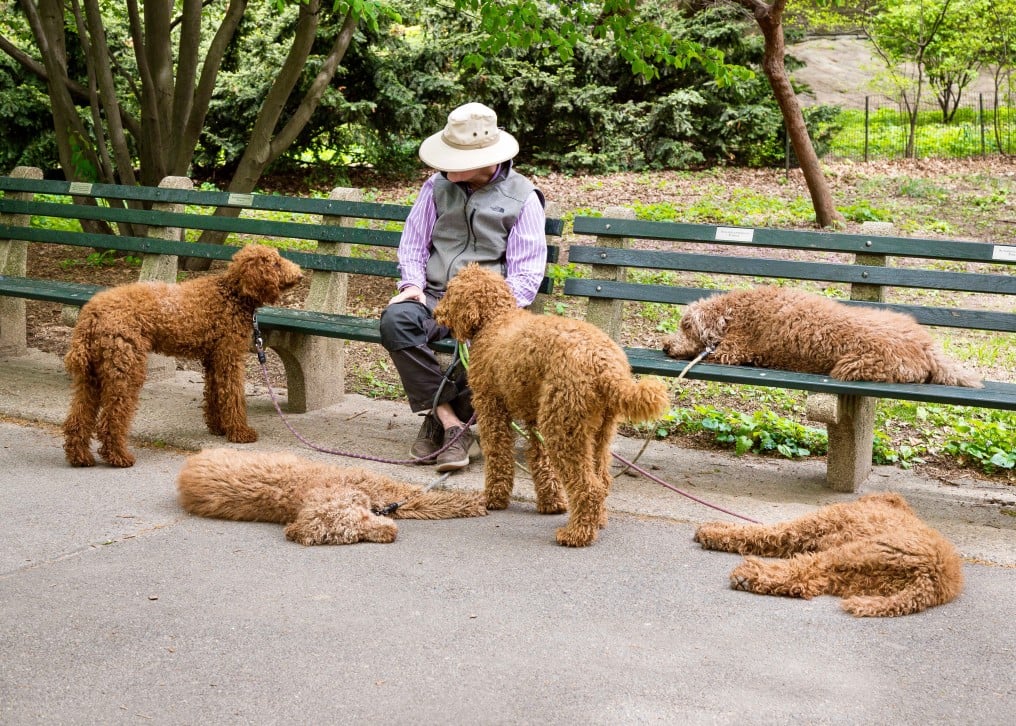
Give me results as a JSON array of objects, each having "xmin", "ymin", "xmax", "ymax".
[{"xmin": 819, "ymin": 92, "xmax": 1016, "ymax": 161}]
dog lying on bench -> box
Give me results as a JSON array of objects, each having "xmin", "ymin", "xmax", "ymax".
[
  {"xmin": 177, "ymin": 448, "xmax": 487, "ymax": 545},
  {"xmin": 662, "ymin": 286, "xmax": 981, "ymax": 387},
  {"xmin": 693, "ymin": 492, "xmax": 964, "ymax": 617}
]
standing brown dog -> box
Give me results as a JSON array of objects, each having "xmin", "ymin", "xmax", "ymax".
[
  {"xmin": 434, "ymin": 264, "xmax": 670, "ymax": 547},
  {"xmin": 63, "ymin": 244, "xmax": 302, "ymax": 467}
]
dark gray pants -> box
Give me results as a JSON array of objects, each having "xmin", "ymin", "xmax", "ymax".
[{"xmin": 379, "ymin": 300, "xmax": 472, "ymax": 419}]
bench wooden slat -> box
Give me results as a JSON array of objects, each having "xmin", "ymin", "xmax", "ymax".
[
  {"xmin": 573, "ymin": 217, "xmax": 1014, "ymax": 265},
  {"xmin": 254, "ymin": 307, "xmax": 457, "ymax": 352},
  {"xmin": 0, "ymin": 275, "xmax": 102, "ymax": 304},
  {"xmin": 0, "ymin": 179, "xmax": 566, "ymax": 237},
  {"xmin": 563, "ymin": 278, "xmax": 1016, "ymax": 333},
  {"xmin": 0, "ymin": 177, "xmax": 415, "ymax": 222},
  {"xmin": 567, "ymin": 246, "xmax": 1016, "ymax": 295},
  {"xmin": 0, "ymin": 199, "xmax": 405, "ymax": 248},
  {"xmin": 1, "ymin": 224, "xmax": 553, "ymax": 296},
  {"xmin": 625, "ymin": 348, "xmax": 1016, "ymax": 410},
  {"xmin": 0, "ymin": 224, "xmax": 239, "ymax": 260}
]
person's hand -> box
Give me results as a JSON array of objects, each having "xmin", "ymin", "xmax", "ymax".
[{"xmin": 388, "ymin": 285, "xmax": 426, "ymax": 306}]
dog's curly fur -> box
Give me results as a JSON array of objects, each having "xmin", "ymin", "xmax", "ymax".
[
  {"xmin": 662, "ymin": 286, "xmax": 981, "ymax": 387},
  {"xmin": 177, "ymin": 448, "xmax": 488, "ymax": 545},
  {"xmin": 694, "ymin": 492, "xmax": 963, "ymax": 617},
  {"xmin": 63, "ymin": 244, "xmax": 303, "ymax": 468},
  {"xmin": 434, "ymin": 264, "xmax": 670, "ymax": 547}
]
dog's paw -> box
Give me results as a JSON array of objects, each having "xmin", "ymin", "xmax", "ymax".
[
  {"xmin": 555, "ymin": 524, "xmax": 597, "ymax": 547},
  {"xmin": 661, "ymin": 334, "xmax": 696, "ymax": 360},
  {"xmin": 730, "ymin": 558, "xmax": 819, "ymax": 599},
  {"xmin": 694, "ymin": 522, "xmax": 740, "ymax": 550},
  {"xmin": 485, "ymin": 495, "xmax": 510, "ymax": 510},
  {"xmin": 729, "ymin": 558, "xmax": 767, "ymax": 593},
  {"xmin": 362, "ymin": 520, "xmax": 399, "ymax": 544},
  {"xmin": 98, "ymin": 446, "xmax": 135, "ymax": 468},
  {"xmin": 65, "ymin": 451, "xmax": 97, "ymax": 467},
  {"xmin": 535, "ymin": 500, "xmax": 567, "ymax": 515},
  {"xmin": 225, "ymin": 427, "xmax": 258, "ymax": 444}
]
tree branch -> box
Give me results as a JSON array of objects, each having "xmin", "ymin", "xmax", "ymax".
[
  {"xmin": 269, "ymin": 10, "xmax": 359, "ymax": 164},
  {"xmin": 171, "ymin": 0, "xmax": 249, "ymax": 175}
]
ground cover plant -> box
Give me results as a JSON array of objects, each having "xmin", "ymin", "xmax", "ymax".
[{"xmin": 20, "ymin": 158, "xmax": 1015, "ymax": 485}]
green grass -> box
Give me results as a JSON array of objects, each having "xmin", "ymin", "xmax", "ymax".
[
  {"xmin": 827, "ymin": 106, "xmax": 1016, "ymax": 160},
  {"xmin": 659, "ymin": 382, "xmax": 1015, "ymax": 476}
]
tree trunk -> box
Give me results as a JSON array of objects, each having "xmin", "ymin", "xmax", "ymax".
[
  {"xmin": 173, "ymin": 0, "xmax": 248, "ymax": 175},
  {"xmin": 184, "ymin": 6, "xmax": 359, "ymax": 271},
  {"xmin": 735, "ymin": 0, "xmax": 843, "ymax": 228}
]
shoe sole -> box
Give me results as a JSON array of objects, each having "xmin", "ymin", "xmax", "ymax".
[
  {"xmin": 411, "ymin": 452, "xmax": 438, "ymax": 464},
  {"xmin": 434, "ymin": 455, "xmax": 469, "ymax": 472}
]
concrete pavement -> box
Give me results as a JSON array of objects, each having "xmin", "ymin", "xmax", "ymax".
[{"xmin": 2, "ymin": 349, "xmax": 1015, "ymax": 724}]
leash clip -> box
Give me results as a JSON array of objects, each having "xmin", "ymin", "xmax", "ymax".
[{"xmin": 251, "ymin": 312, "xmax": 266, "ymax": 364}]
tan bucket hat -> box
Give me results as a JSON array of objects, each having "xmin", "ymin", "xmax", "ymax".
[{"xmin": 418, "ymin": 102, "xmax": 519, "ymax": 172}]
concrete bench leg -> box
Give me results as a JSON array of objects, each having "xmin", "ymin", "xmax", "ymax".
[
  {"xmin": 0, "ymin": 243, "xmax": 27, "ymax": 356},
  {"xmin": 265, "ymin": 332, "xmax": 344, "ymax": 413},
  {"xmin": 0, "ymin": 167, "xmax": 41, "ymax": 357},
  {"xmin": 807, "ymin": 392, "xmax": 875, "ymax": 492}
]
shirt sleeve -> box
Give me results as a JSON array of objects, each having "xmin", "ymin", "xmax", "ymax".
[
  {"xmin": 504, "ymin": 192, "xmax": 548, "ymax": 307},
  {"xmin": 396, "ymin": 177, "xmax": 437, "ymax": 292}
]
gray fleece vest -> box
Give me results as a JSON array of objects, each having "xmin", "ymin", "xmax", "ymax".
[{"xmin": 425, "ymin": 164, "xmax": 542, "ymax": 295}]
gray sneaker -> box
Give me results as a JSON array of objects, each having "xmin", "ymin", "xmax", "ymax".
[
  {"xmin": 410, "ymin": 414, "xmax": 443, "ymax": 461},
  {"xmin": 435, "ymin": 425, "xmax": 474, "ymax": 472}
]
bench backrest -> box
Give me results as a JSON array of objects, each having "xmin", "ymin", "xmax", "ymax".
[
  {"xmin": 567, "ymin": 217, "xmax": 1016, "ymax": 335},
  {"xmin": 0, "ymin": 175, "xmax": 563, "ymax": 292}
]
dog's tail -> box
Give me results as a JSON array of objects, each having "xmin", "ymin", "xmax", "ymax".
[
  {"xmin": 928, "ymin": 348, "xmax": 983, "ymax": 388},
  {"xmin": 612, "ymin": 376, "xmax": 670, "ymax": 423},
  {"xmin": 63, "ymin": 320, "xmax": 96, "ymax": 381},
  {"xmin": 393, "ymin": 490, "xmax": 488, "ymax": 520}
]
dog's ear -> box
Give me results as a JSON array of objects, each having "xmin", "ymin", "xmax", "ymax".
[
  {"xmin": 436, "ymin": 288, "xmax": 484, "ymax": 340},
  {"xmin": 714, "ymin": 311, "xmax": 729, "ymax": 335},
  {"xmin": 230, "ymin": 245, "xmax": 283, "ymax": 302},
  {"xmin": 687, "ymin": 303, "xmax": 727, "ymax": 346},
  {"xmin": 435, "ymin": 264, "xmax": 509, "ymax": 340}
]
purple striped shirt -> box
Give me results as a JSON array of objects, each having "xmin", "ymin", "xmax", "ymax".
[{"xmin": 397, "ymin": 168, "xmax": 548, "ymax": 307}]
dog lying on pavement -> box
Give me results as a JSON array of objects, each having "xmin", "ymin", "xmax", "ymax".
[
  {"xmin": 693, "ymin": 492, "xmax": 964, "ymax": 617},
  {"xmin": 177, "ymin": 448, "xmax": 487, "ymax": 545}
]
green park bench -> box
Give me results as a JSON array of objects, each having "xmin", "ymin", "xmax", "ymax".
[
  {"xmin": 566, "ymin": 212, "xmax": 1016, "ymax": 492},
  {"xmin": 0, "ymin": 166, "xmax": 562, "ymax": 413}
]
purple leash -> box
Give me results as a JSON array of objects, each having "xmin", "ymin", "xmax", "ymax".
[
  {"xmin": 251, "ymin": 315, "xmax": 473, "ymax": 466},
  {"xmin": 251, "ymin": 315, "xmax": 758, "ymax": 523}
]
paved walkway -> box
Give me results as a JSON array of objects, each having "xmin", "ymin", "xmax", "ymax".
[{"xmin": 2, "ymin": 350, "xmax": 1015, "ymax": 723}]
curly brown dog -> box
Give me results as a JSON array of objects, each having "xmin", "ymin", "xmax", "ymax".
[
  {"xmin": 177, "ymin": 448, "xmax": 487, "ymax": 545},
  {"xmin": 434, "ymin": 264, "xmax": 670, "ymax": 547},
  {"xmin": 694, "ymin": 492, "xmax": 963, "ymax": 617},
  {"xmin": 63, "ymin": 244, "xmax": 303, "ymax": 468},
  {"xmin": 662, "ymin": 286, "xmax": 981, "ymax": 387}
]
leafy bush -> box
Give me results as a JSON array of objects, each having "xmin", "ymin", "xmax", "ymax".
[
  {"xmin": 660, "ymin": 405, "xmax": 828, "ymax": 459},
  {"xmin": 0, "ymin": 52, "xmax": 59, "ymax": 173},
  {"xmin": 333, "ymin": 2, "xmax": 837, "ymax": 173},
  {"xmin": 658, "ymin": 395, "xmax": 1014, "ymax": 474},
  {"xmin": 942, "ymin": 416, "xmax": 1016, "ymax": 474}
]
